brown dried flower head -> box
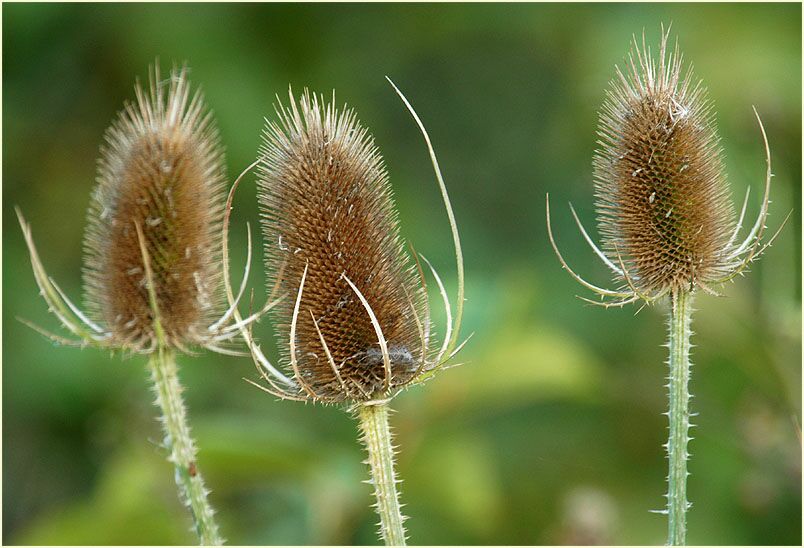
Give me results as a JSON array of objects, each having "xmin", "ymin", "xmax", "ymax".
[
  {"xmin": 594, "ymin": 30, "xmax": 735, "ymax": 294},
  {"xmin": 18, "ymin": 63, "xmax": 260, "ymax": 354},
  {"xmin": 240, "ymin": 85, "xmax": 466, "ymax": 404},
  {"xmin": 82, "ymin": 64, "xmax": 227, "ymax": 351},
  {"xmin": 547, "ymin": 27, "xmax": 787, "ymax": 307}
]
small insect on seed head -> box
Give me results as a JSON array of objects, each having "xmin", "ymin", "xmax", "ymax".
[
  {"xmin": 256, "ymin": 89, "xmax": 428, "ymax": 403},
  {"xmin": 547, "ymin": 25, "xmax": 788, "ymax": 307}
]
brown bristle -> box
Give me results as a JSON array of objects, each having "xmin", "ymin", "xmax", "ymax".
[
  {"xmin": 83, "ymin": 65, "xmax": 227, "ymax": 351},
  {"xmin": 594, "ymin": 30, "xmax": 735, "ymax": 294},
  {"xmin": 258, "ymin": 90, "xmax": 426, "ymax": 402}
]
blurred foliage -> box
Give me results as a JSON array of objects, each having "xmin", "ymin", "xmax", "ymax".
[{"xmin": 3, "ymin": 2, "xmax": 801, "ymax": 545}]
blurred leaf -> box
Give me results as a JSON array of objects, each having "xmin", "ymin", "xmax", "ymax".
[{"xmin": 13, "ymin": 444, "xmax": 192, "ymax": 545}]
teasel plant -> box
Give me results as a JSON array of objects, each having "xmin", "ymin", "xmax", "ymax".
[
  {"xmin": 16, "ymin": 63, "xmax": 275, "ymax": 545},
  {"xmin": 221, "ymin": 79, "xmax": 467, "ymax": 545},
  {"xmin": 546, "ymin": 27, "xmax": 790, "ymax": 545}
]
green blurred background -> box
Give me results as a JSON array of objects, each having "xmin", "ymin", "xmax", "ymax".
[{"xmin": 3, "ymin": 2, "xmax": 801, "ymax": 545}]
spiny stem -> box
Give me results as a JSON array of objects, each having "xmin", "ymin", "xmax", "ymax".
[
  {"xmin": 148, "ymin": 347, "xmax": 223, "ymax": 545},
  {"xmin": 666, "ymin": 289, "xmax": 693, "ymax": 545},
  {"xmin": 357, "ymin": 402, "xmax": 407, "ymax": 546}
]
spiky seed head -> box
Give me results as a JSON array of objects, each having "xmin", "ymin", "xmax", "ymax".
[
  {"xmin": 258, "ymin": 90, "xmax": 427, "ymax": 403},
  {"xmin": 594, "ymin": 29, "xmax": 735, "ymax": 295},
  {"xmin": 83, "ymin": 64, "xmax": 227, "ymax": 351}
]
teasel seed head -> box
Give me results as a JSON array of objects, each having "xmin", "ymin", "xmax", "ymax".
[
  {"xmin": 254, "ymin": 90, "xmax": 426, "ymax": 402},
  {"xmin": 594, "ymin": 27, "xmax": 738, "ymax": 295},
  {"xmin": 81, "ymin": 64, "xmax": 227, "ymax": 351},
  {"xmin": 18, "ymin": 62, "xmax": 271, "ymax": 354},
  {"xmin": 547, "ymin": 26, "xmax": 789, "ymax": 307},
  {"xmin": 236, "ymin": 83, "xmax": 467, "ymax": 404}
]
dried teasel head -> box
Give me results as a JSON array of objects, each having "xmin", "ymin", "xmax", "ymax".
[
  {"xmin": 18, "ymin": 63, "xmax": 266, "ymax": 354},
  {"xmin": 547, "ymin": 26, "xmax": 790, "ymax": 307},
  {"xmin": 594, "ymin": 29, "xmax": 736, "ymax": 294},
  {"xmin": 233, "ymin": 83, "xmax": 467, "ymax": 404},
  {"xmin": 83, "ymin": 63, "xmax": 229, "ymax": 351}
]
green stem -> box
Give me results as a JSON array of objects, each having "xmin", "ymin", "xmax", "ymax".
[
  {"xmin": 357, "ymin": 402, "xmax": 407, "ymax": 546},
  {"xmin": 666, "ymin": 289, "xmax": 693, "ymax": 545},
  {"xmin": 148, "ymin": 346, "xmax": 223, "ymax": 545}
]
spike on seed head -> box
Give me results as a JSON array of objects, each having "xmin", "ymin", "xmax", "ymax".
[
  {"xmin": 257, "ymin": 89, "xmax": 427, "ymax": 402},
  {"xmin": 82, "ymin": 63, "xmax": 227, "ymax": 351},
  {"xmin": 594, "ymin": 27, "xmax": 735, "ymax": 294}
]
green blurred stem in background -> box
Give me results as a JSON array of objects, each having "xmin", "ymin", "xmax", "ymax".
[
  {"xmin": 666, "ymin": 290, "xmax": 694, "ymax": 545},
  {"xmin": 148, "ymin": 347, "xmax": 223, "ymax": 545},
  {"xmin": 358, "ymin": 402, "xmax": 406, "ymax": 546}
]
